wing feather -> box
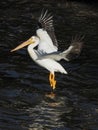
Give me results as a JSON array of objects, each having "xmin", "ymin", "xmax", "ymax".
[
  {"xmin": 62, "ymin": 35, "xmax": 84, "ymax": 61},
  {"xmin": 38, "ymin": 10, "xmax": 58, "ymax": 48},
  {"xmin": 37, "ymin": 35, "xmax": 84, "ymax": 61}
]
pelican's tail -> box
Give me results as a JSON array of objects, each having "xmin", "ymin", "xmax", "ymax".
[
  {"xmin": 63, "ymin": 69, "xmax": 68, "ymax": 74},
  {"xmin": 59, "ymin": 66, "xmax": 68, "ymax": 74}
]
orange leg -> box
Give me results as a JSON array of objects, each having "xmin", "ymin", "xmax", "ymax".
[
  {"xmin": 49, "ymin": 73, "xmax": 53, "ymax": 87},
  {"xmin": 49, "ymin": 73, "xmax": 56, "ymax": 90}
]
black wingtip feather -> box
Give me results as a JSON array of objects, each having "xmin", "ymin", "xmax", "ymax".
[
  {"xmin": 37, "ymin": 9, "xmax": 58, "ymax": 48},
  {"xmin": 64, "ymin": 35, "xmax": 85, "ymax": 61}
]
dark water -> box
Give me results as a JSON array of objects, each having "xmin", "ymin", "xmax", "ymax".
[{"xmin": 0, "ymin": 0, "xmax": 98, "ymax": 130}]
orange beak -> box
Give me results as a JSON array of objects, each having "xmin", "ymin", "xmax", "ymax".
[{"xmin": 10, "ymin": 37, "xmax": 34, "ymax": 52}]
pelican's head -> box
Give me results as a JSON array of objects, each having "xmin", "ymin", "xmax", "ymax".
[{"xmin": 11, "ymin": 36, "xmax": 39, "ymax": 52}]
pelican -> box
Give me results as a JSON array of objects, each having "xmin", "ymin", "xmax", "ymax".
[{"xmin": 11, "ymin": 10, "xmax": 83, "ymax": 90}]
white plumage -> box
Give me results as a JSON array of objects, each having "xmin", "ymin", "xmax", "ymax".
[{"xmin": 37, "ymin": 29, "xmax": 58, "ymax": 53}]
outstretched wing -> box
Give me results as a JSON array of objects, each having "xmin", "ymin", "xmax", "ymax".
[
  {"xmin": 37, "ymin": 35, "xmax": 84, "ymax": 61},
  {"xmin": 38, "ymin": 10, "xmax": 58, "ymax": 48},
  {"xmin": 62, "ymin": 35, "xmax": 84, "ymax": 61}
]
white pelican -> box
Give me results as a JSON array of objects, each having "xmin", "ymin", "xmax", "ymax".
[{"xmin": 11, "ymin": 10, "xmax": 83, "ymax": 90}]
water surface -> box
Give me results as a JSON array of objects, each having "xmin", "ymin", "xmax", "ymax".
[{"xmin": 0, "ymin": 0, "xmax": 98, "ymax": 130}]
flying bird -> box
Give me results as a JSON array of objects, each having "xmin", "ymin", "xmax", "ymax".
[{"xmin": 11, "ymin": 10, "xmax": 83, "ymax": 90}]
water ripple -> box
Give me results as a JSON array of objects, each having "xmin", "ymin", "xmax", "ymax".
[{"xmin": 0, "ymin": 0, "xmax": 98, "ymax": 130}]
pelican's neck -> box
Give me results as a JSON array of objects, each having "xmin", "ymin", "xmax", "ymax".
[{"xmin": 27, "ymin": 43, "xmax": 38, "ymax": 60}]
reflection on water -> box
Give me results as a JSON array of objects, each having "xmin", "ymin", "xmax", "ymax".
[{"xmin": 0, "ymin": 0, "xmax": 98, "ymax": 130}]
